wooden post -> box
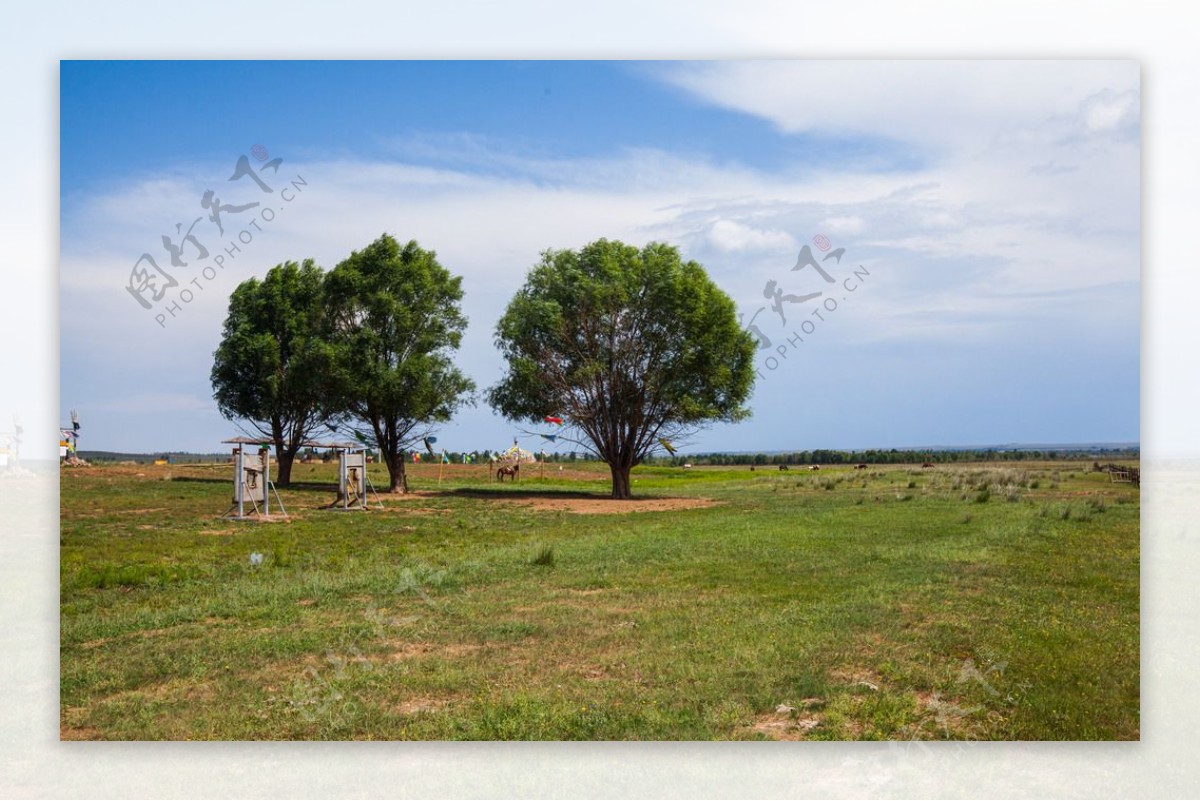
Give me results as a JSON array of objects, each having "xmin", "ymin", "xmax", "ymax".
[
  {"xmin": 261, "ymin": 447, "xmax": 271, "ymax": 516},
  {"xmin": 438, "ymin": 449, "xmax": 445, "ymax": 485},
  {"xmin": 232, "ymin": 447, "xmax": 242, "ymax": 518}
]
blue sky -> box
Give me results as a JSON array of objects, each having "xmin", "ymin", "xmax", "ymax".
[
  {"xmin": 60, "ymin": 60, "xmax": 1139, "ymax": 456},
  {"xmin": 61, "ymin": 61, "xmax": 919, "ymax": 192}
]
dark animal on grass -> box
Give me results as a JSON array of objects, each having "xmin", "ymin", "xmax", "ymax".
[
  {"xmin": 854, "ymin": 463, "xmax": 868, "ymax": 470},
  {"xmin": 809, "ymin": 465, "xmax": 821, "ymax": 471},
  {"xmin": 497, "ymin": 464, "xmax": 520, "ymax": 481},
  {"xmin": 922, "ymin": 462, "xmax": 935, "ymax": 468},
  {"xmin": 778, "ymin": 464, "xmax": 789, "ymax": 471}
]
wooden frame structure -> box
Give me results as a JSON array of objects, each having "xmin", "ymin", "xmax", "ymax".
[
  {"xmin": 309, "ymin": 440, "xmax": 383, "ymax": 511},
  {"xmin": 222, "ymin": 437, "xmax": 287, "ymax": 520}
]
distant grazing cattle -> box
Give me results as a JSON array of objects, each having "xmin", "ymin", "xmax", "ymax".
[
  {"xmin": 750, "ymin": 465, "xmax": 756, "ymax": 471},
  {"xmin": 809, "ymin": 465, "xmax": 821, "ymax": 471},
  {"xmin": 682, "ymin": 463, "xmax": 692, "ymax": 469},
  {"xmin": 854, "ymin": 463, "xmax": 868, "ymax": 470},
  {"xmin": 778, "ymin": 464, "xmax": 789, "ymax": 471},
  {"xmin": 921, "ymin": 462, "xmax": 935, "ymax": 468},
  {"xmin": 496, "ymin": 464, "xmax": 520, "ymax": 481}
]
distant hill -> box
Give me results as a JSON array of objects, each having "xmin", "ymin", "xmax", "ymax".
[{"xmin": 77, "ymin": 451, "xmax": 232, "ymax": 464}]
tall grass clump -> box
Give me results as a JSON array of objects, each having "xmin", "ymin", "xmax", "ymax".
[{"xmin": 529, "ymin": 544, "xmax": 556, "ymax": 567}]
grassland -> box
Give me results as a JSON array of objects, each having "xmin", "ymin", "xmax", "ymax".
[{"xmin": 59, "ymin": 459, "xmax": 1139, "ymax": 740}]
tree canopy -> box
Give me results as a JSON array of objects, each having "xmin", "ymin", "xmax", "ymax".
[
  {"xmin": 325, "ymin": 234, "xmax": 475, "ymax": 492},
  {"xmin": 210, "ymin": 259, "xmax": 331, "ymax": 486},
  {"xmin": 489, "ymin": 239, "xmax": 756, "ymax": 499}
]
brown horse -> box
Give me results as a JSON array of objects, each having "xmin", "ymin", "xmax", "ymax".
[
  {"xmin": 854, "ymin": 463, "xmax": 868, "ymax": 470},
  {"xmin": 496, "ymin": 464, "xmax": 520, "ymax": 481}
]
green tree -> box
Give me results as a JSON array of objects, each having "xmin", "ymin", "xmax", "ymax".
[
  {"xmin": 210, "ymin": 259, "xmax": 331, "ymax": 487},
  {"xmin": 325, "ymin": 235, "xmax": 475, "ymax": 493},
  {"xmin": 489, "ymin": 239, "xmax": 756, "ymax": 499}
]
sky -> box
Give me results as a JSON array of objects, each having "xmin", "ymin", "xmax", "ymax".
[{"xmin": 59, "ymin": 60, "xmax": 1140, "ymax": 456}]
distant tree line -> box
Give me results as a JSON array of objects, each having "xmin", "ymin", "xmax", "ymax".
[
  {"xmin": 654, "ymin": 447, "xmax": 1140, "ymax": 467},
  {"xmin": 80, "ymin": 446, "xmax": 1137, "ymax": 468}
]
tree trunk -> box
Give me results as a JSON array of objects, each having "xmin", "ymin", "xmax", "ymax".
[
  {"xmin": 609, "ymin": 462, "xmax": 633, "ymax": 500},
  {"xmin": 271, "ymin": 420, "xmax": 292, "ymax": 488},
  {"xmin": 276, "ymin": 450, "xmax": 295, "ymax": 487},
  {"xmin": 384, "ymin": 449, "xmax": 409, "ymax": 493}
]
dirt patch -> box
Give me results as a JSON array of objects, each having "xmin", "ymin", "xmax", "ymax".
[
  {"xmin": 77, "ymin": 618, "xmax": 234, "ymax": 651},
  {"xmin": 77, "ymin": 626, "xmax": 171, "ymax": 650},
  {"xmin": 69, "ymin": 463, "xmax": 229, "ymax": 480},
  {"xmin": 383, "ymin": 640, "xmax": 482, "ymax": 662},
  {"xmin": 221, "ymin": 514, "xmax": 292, "ymax": 524},
  {"xmin": 914, "ymin": 690, "xmax": 983, "ymax": 737},
  {"xmin": 578, "ymin": 664, "xmax": 611, "ymax": 681},
  {"xmin": 829, "ymin": 666, "xmax": 884, "ymax": 690},
  {"xmin": 70, "ymin": 506, "xmax": 172, "ymax": 520},
  {"xmin": 744, "ymin": 709, "xmax": 822, "ymax": 740},
  {"xmin": 392, "ymin": 696, "xmax": 455, "ymax": 716},
  {"xmin": 374, "ymin": 490, "xmax": 445, "ymax": 501},
  {"xmin": 477, "ymin": 494, "xmax": 718, "ymax": 515},
  {"xmin": 60, "ymin": 725, "xmax": 103, "ymax": 741},
  {"xmin": 60, "ymin": 506, "xmax": 173, "ymax": 519},
  {"xmin": 376, "ymin": 506, "xmax": 450, "ymax": 517}
]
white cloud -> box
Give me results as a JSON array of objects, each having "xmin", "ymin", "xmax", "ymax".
[
  {"xmin": 706, "ymin": 219, "xmax": 796, "ymax": 252},
  {"xmin": 655, "ymin": 61, "xmax": 1138, "ymax": 154},
  {"xmin": 1080, "ymin": 88, "xmax": 1139, "ymax": 136},
  {"xmin": 817, "ymin": 215, "xmax": 865, "ymax": 235}
]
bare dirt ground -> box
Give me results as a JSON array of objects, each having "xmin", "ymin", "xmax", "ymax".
[{"xmin": 515, "ymin": 495, "xmax": 717, "ymax": 514}]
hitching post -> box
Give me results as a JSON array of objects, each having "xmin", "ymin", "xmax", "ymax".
[
  {"xmin": 260, "ymin": 446, "xmax": 270, "ymax": 516},
  {"xmin": 232, "ymin": 447, "xmax": 243, "ymax": 518}
]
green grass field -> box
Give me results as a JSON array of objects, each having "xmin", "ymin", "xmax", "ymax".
[{"xmin": 59, "ymin": 459, "xmax": 1139, "ymax": 740}]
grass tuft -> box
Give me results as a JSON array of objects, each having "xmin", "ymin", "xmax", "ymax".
[{"xmin": 529, "ymin": 544, "xmax": 556, "ymax": 567}]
